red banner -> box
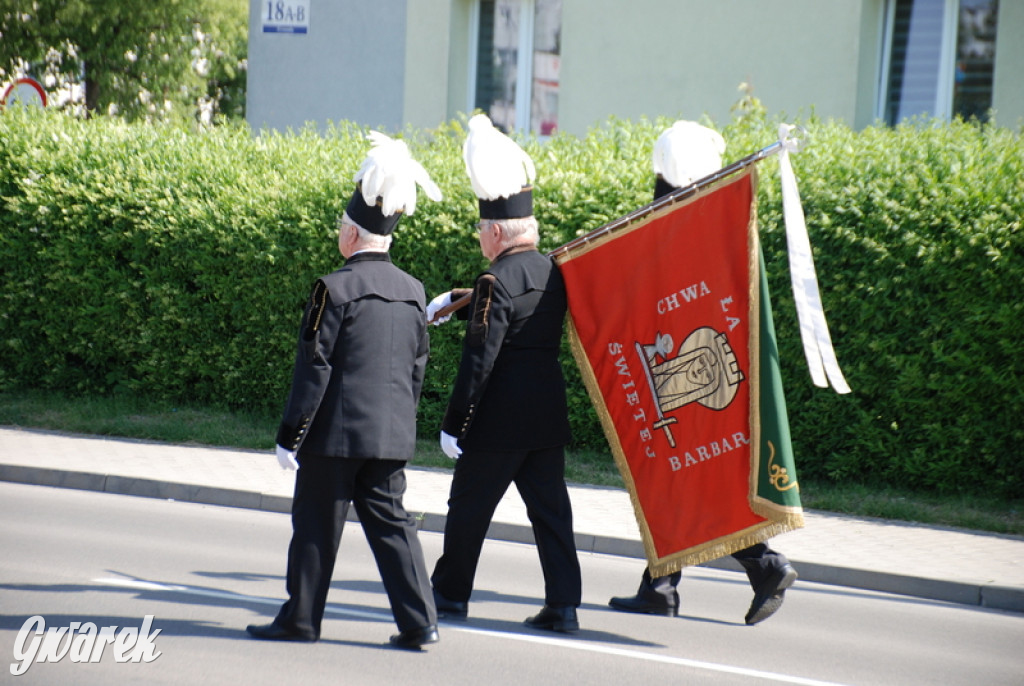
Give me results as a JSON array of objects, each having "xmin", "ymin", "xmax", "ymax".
[{"xmin": 555, "ymin": 169, "xmax": 802, "ymax": 574}]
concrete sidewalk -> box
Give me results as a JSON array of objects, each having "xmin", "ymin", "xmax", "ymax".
[{"xmin": 1, "ymin": 426, "xmax": 1022, "ymax": 613}]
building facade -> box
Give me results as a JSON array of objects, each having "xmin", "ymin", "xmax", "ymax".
[{"xmin": 246, "ymin": 0, "xmax": 1023, "ymax": 135}]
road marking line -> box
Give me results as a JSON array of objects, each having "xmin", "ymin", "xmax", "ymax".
[
  {"xmin": 95, "ymin": 577, "xmax": 849, "ymax": 686},
  {"xmin": 455, "ymin": 625, "xmax": 850, "ymax": 686},
  {"xmin": 94, "ymin": 577, "xmax": 383, "ymax": 621}
]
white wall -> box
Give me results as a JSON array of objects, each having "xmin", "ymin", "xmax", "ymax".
[
  {"xmin": 403, "ymin": 0, "xmax": 454, "ymax": 129},
  {"xmin": 992, "ymin": 1, "xmax": 1024, "ymax": 127},
  {"xmin": 557, "ymin": 0, "xmax": 873, "ymax": 133},
  {"xmin": 246, "ymin": 0, "xmax": 1023, "ymax": 135},
  {"xmin": 246, "ymin": 0, "xmax": 409, "ymax": 133}
]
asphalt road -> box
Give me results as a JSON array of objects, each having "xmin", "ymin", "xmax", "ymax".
[{"xmin": 1, "ymin": 482, "xmax": 1021, "ymax": 686}]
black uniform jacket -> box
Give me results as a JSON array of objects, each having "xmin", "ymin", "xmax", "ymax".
[
  {"xmin": 442, "ymin": 246, "xmax": 571, "ymax": 451},
  {"xmin": 277, "ymin": 252, "xmax": 428, "ymax": 460}
]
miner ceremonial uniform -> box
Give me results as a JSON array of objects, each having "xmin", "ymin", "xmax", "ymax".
[
  {"xmin": 440, "ymin": 246, "xmax": 571, "ymax": 450},
  {"xmin": 429, "ymin": 114, "xmax": 582, "ymax": 631},
  {"xmin": 248, "ymin": 132, "xmax": 441, "ymax": 649},
  {"xmin": 273, "ymin": 253, "xmax": 433, "ymax": 639},
  {"xmin": 276, "ymin": 254, "xmax": 427, "ymax": 459}
]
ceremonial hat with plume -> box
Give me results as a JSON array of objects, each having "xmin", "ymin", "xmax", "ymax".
[
  {"xmin": 345, "ymin": 131, "xmax": 442, "ymax": 235},
  {"xmin": 652, "ymin": 120, "xmax": 726, "ymax": 200},
  {"xmin": 463, "ymin": 113, "xmax": 536, "ymax": 220}
]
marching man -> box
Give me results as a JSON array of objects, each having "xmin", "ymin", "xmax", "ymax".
[
  {"xmin": 248, "ymin": 132, "xmax": 442, "ymax": 649},
  {"xmin": 426, "ymin": 114, "xmax": 583, "ymax": 633},
  {"xmin": 607, "ymin": 121, "xmax": 798, "ymax": 625}
]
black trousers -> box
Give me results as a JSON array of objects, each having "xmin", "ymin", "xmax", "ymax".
[
  {"xmin": 431, "ymin": 444, "xmax": 582, "ymax": 607},
  {"xmin": 646, "ymin": 543, "xmax": 789, "ymax": 591},
  {"xmin": 732, "ymin": 543, "xmax": 789, "ymax": 588},
  {"xmin": 274, "ymin": 456, "xmax": 435, "ymax": 638}
]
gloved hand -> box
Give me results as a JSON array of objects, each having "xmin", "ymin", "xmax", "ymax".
[
  {"xmin": 426, "ymin": 291, "xmax": 453, "ymax": 326},
  {"xmin": 276, "ymin": 444, "xmax": 298, "ymax": 471},
  {"xmin": 440, "ymin": 431, "xmax": 462, "ymax": 460}
]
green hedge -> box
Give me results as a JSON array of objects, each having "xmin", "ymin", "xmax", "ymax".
[{"xmin": 1, "ymin": 109, "xmax": 1021, "ymax": 498}]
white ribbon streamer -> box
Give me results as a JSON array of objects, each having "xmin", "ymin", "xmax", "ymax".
[{"xmin": 776, "ymin": 123, "xmax": 851, "ymax": 394}]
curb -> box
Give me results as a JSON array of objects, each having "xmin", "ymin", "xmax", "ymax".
[{"xmin": 3, "ymin": 463, "xmax": 1022, "ymax": 614}]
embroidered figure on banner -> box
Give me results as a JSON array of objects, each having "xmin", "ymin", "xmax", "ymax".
[{"xmin": 634, "ymin": 327, "xmax": 745, "ymax": 449}]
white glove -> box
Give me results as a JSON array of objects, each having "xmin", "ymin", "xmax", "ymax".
[
  {"xmin": 276, "ymin": 444, "xmax": 298, "ymax": 471},
  {"xmin": 426, "ymin": 291, "xmax": 453, "ymax": 326},
  {"xmin": 440, "ymin": 431, "xmax": 462, "ymax": 460}
]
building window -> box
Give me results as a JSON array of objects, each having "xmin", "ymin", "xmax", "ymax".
[
  {"xmin": 879, "ymin": 0, "xmax": 999, "ymax": 125},
  {"xmin": 470, "ymin": 0, "xmax": 561, "ymax": 135}
]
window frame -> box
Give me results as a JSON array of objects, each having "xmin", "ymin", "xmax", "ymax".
[
  {"xmin": 467, "ymin": 0, "xmax": 542, "ymax": 134},
  {"xmin": 876, "ymin": 0, "xmax": 997, "ymax": 124}
]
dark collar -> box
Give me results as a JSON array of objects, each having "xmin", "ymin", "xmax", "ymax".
[
  {"xmin": 492, "ymin": 243, "xmax": 537, "ymax": 263},
  {"xmin": 345, "ymin": 251, "xmax": 392, "ymax": 265}
]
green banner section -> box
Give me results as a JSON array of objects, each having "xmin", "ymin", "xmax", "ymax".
[{"xmin": 754, "ymin": 248, "xmax": 803, "ymax": 512}]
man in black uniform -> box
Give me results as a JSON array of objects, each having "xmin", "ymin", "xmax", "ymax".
[
  {"xmin": 426, "ymin": 114, "xmax": 582, "ymax": 633},
  {"xmin": 247, "ymin": 132, "xmax": 441, "ymax": 649},
  {"xmin": 608, "ymin": 121, "xmax": 797, "ymax": 626}
]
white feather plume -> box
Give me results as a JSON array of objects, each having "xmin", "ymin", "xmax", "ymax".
[
  {"xmin": 463, "ymin": 114, "xmax": 536, "ymax": 200},
  {"xmin": 652, "ymin": 120, "xmax": 726, "ymax": 189},
  {"xmin": 353, "ymin": 130, "xmax": 442, "ymax": 216}
]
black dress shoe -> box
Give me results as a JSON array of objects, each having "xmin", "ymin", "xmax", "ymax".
[
  {"xmin": 245, "ymin": 622, "xmax": 317, "ymax": 642},
  {"xmin": 745, "ymin": 563, "xmax": 798, "ymax": 625},
  {"xmin": 608, "ymin": 570, "xmax": 680, "ymax": 617},
  {"xmin": 433, "ymin": 588, "xmax": 468, "ymax": 620},
  {"xmin": 524, "ymin": 605, "xmax": 579, "ymax": 633},
  {"xmin": 608, "ymin": 589, "xmax": 679, "ymax": 617},
  {"xmin": 389, "ymin": 624, "xmax": 439, "ymax": 650}
]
